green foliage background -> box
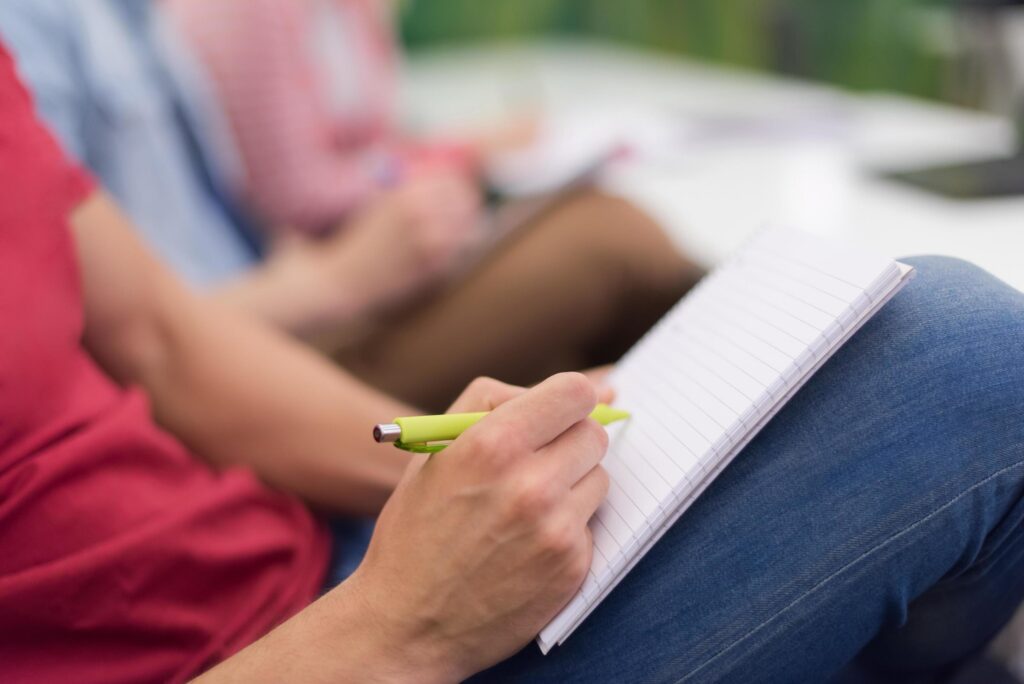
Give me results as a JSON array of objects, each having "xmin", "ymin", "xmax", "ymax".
[{"xmin": 400, "ymin": 1, "xmax": 960, "ymax": 102}]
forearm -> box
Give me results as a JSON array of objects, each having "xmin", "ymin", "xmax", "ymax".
[
  {"xmin": 209, "ymin": 213, "xmax": 413, "ymax": 341},
  {"xmin": 196, "ymin": 374, "xmax": 614, "ymax": 683},
  {"xmin": 209, "ymin": 241, "xmax": 360, "ymax": 339},
  {"xmin": 193, "ymin": 578, "xmax": 452, "ymax": 684},
  {"xmin": 74, "ymin": 194, "xmax": 412, "ymax": 514},
  {"xmin": 139, "ymin": 290, "xmax": 412, "ymax": 514}
]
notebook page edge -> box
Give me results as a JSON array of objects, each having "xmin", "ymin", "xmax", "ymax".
[{"xmin": 537, "ymin": 261, "xmax": 915, "ymax": 651}]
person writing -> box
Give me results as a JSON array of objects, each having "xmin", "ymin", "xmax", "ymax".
[{"xmin": 3, "ymin": 41, "xmax": 1024, "ymax": 684}]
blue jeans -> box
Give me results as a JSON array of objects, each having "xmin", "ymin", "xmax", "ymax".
[{"xmin": 335, "ymin": 257, "xmax": 1024, "ymax": 683}]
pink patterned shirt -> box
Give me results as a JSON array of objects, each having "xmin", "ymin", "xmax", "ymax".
[{"xmin": 168, "ymin": 0, "xmax": 448, "ymax": 234}]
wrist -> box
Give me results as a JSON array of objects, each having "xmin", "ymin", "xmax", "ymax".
[
  {"xmin": 309, "ymin": 244, "xmax": 374, "ymax": 318},
  {"xmin": 258, "ymin": 243, "xmax": 364, "ymax": 337},
  {"xmin": 328, "ymin": 571, "xmax": 462, "ymax": 684}
]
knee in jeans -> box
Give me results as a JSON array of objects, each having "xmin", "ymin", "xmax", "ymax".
[
  {"xmin": 894, "ymin": 255, "xmax": 1024, "ymax": 424},
  {"xmin": 898, "ymin": 256, "xmax": 1024, "ymax": 346},
  {"xmin": 901, "ymin": 255, "xmax": 1006, "ymax": 294}
]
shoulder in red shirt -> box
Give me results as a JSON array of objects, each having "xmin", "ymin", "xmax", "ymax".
[{"xmin": 0, "ymin": 43, "xmax": 329, "ymax": 684}]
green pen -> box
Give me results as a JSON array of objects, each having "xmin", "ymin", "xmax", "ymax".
[{"xmin": 373, "ymin": 404, "xmax": 631, "ymax": 453}]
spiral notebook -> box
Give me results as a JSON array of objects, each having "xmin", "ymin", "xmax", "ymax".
[{"xmin": 538, "ymin": 228, "xmax": 914, "ymax": 653}]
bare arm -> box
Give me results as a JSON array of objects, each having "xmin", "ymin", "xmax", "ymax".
[
  {"xmin": 210, "ymin": 173, "xmax": 482, "ymax": 340},
  {"xmin": 71, "ymin": 191, "xmax": 411, "ymax": 515},
  {"xmin": 195, "ymin": 374, "xmax": 611, "ymax": 683}
]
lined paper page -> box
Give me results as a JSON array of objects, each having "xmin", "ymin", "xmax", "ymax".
[{"xmin": 538, "ymin": 228, "xmax": 911, "ymax": 652}]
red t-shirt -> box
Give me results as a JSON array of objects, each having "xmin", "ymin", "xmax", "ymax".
[{"xmin": 0, "ymin": 45, "xmax": 330, "ymax": 682}]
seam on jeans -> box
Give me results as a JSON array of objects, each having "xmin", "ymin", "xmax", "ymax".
[{"xmin": 673, "ymin": 457, "xmax": 1024, "ymax": 684}]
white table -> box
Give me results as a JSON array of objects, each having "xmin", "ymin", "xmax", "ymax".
[{"xmin": 401, "ymin": 40, "xmax": 1023, "ymax": 291}]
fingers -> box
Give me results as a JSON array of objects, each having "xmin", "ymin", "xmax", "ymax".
[
  {"xmin": 486, "ymin": 372, "xmax": 598, "ymax": 451},
  {"xmin": 567, "ymin": 465, "xmax": 610, "ymax": 521},
  {"xmin": 412, "ymin": 172, "xmax": 479, "ymax": 224},
  {"xmin": 447, "ymin": 377, "xmax": 528, "ymax": 414},
  {"xmin": 438, "ymin": 172, "xmax": 480, "ymax": 218},
  {"xmin": 581, "ymin": 366, "xmax": 615, "ymax": 405},
  {"xmin": 581, "ymin": 364, "xmax": 613, "ymax": 386},
  {"xmin": 537, "ymin": 418, "xmax": 609, "ymax": 487},
  {"xmin": 436, "ymin": 181, "xmax": 480, "ymax": 240},
  {"xmin": 397, "ymin": 451, "xmax": 431, "ymax": 488},
  {"xmin": 399, "ymin": 175, "xmax": 480, "ymax": 270}
]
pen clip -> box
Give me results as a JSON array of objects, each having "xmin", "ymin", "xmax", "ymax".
[{"xmin": 394, "ymin": 441, "xmax": 449, "ymax": 454}]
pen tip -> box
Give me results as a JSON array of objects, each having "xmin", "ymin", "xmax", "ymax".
[
  {"xmin": 608, "ymin": 408, "xmax": 631, "ymax": 422},
  {"xmin": 592, "ymin": 404, "xmax": 630, "ymax": 425}
]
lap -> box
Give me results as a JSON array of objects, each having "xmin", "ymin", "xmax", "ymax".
[
  {"xmin": 334, "ymin": 190, "xmax": 702, "ymax": 411},
  {"xmin": 475, "ymin": 257, "xmax": 1024, "ymax": 683}
]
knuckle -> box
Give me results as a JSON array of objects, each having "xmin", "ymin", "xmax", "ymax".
[
  {"xmin": 468, "ymin": 376, "xmax": 500, "ymax": 397},
  {"xmin": 509, "ymin": 476, "xmax": 557, "ymax": 519},
  {"xmin": 593, "ymin": 465, "xmax": 611, "ymax": 496},
  {"xmin": 469, "ymin": 421, "xmax": 525, "ymax": 465},
  {"xmin": 465, "ymin": 425, "xmax": 507, "ymax": 460},
  {"xmin": 555, "ymin": 372, "xmax": 597, "ymax": 408},
  {"xmin": 497, "ymin": 420, "xmax": 530, "ymax": 456},
  {"xmin": 539, "ymin": 518, "xmax": 579, "ymax": 557},
  {"xmin": 584, "ymin": 419, "xmax": 610, "ymax": 451},
  {"xmin": 566, "ymin": 545, "xmax": 592, "ymax": 585},
  {"xmin": 467, "ymin": 376, "xmax": 505, "ymax": 409}
]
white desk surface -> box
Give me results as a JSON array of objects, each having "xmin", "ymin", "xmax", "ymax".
[{"xmin": 401, "ymin": 40, "xmax": 1023, "ymax": 291}]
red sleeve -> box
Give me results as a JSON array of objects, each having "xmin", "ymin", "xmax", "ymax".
[{"xmin": 0, "ymin": 43, "xmax": 94, "ymax": 223}]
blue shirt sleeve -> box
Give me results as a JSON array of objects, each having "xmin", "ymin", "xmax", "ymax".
[{"xmin": 0, "ymin": 0, "xmax": 89, "ymax": 162}]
